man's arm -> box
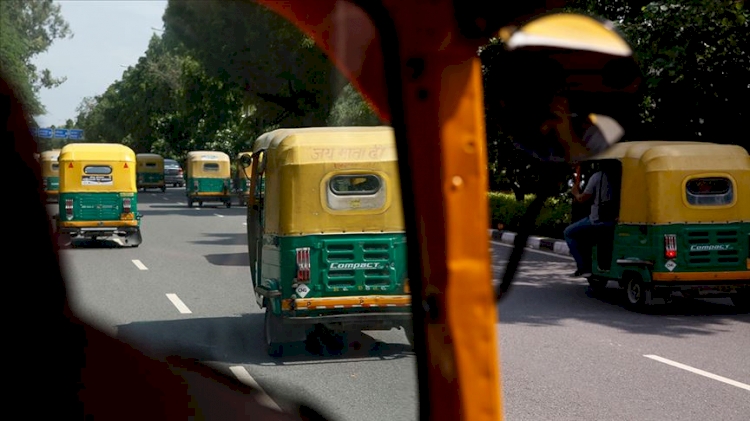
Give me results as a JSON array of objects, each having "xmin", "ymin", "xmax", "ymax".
[{"xmin": 572, "ymin": 171, "xmax": 597, "ymax": 203}]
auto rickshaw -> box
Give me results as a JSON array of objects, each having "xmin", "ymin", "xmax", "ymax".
[
  {"xmin": 56, "ymin": 143, "xmax": 142, "ymax": 247},
  {"xmin": 579, "ymin": 141, "xmax": 750, "ymax": 310},
  {"xmin": 136, "ymin": 153, "xmax": 166, "ymax": 192},
  {"xmin": 233, "ymin": 152, "xmax": 253, "ymax": 206},
  {"xmin": 185, "ymin": 151, "xmax": 232, "ymax": 208},
  {"xmin": 240, "ymin": 126, "xmax": 412, "ymax": 357},
  {"xmin": 40, "ymin": 149, "xmax": 61, "ymax": 202}
]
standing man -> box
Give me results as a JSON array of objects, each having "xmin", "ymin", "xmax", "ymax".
[{"xmin": 564, "ymin": 163, "xmax": 615, "ymax": 277}]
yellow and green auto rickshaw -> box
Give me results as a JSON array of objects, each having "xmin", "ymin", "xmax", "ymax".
[
  {"xmin": 40, "ymin": 149, "xmax": 61, "ymax": 202},
  {"xmin": 241, "ymin": 126, "xmax": 412, "ymax": 357},
  {"xmin": 56, "ymin": 143, "xmax": 142, "ymax": 247},
  {"xmin": 233, "ymin": 152, "xmax": 253, "ymax": 206},
  {"xmin": 185, "ymin": 151, "xmax": 232, "ymax": 208},
  {"xmin": 136, "ymin": 153, "xmax": 166, "ymax": 192},
  {"xmin": 580, "ymin": 141, "xmax": 750, "ymax": 310}
]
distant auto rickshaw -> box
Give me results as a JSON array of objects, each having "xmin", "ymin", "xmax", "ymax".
[
  {"xmin": 40, "ymin": 149, "xmax": 61, "ymax": 202},
  {"xmin": 185, "ymin": 151, "xmax": 231, "ymax": 208},
  {"xmin": 233, "ymin": 152, "xmax": 253, "ymax": 206},
  {"xmin": 56, "ymin": 143, "xmax": 142, "ymax": 247},
  {"xmin": 241, "ymin": 126, "xmax": 412, "ymax": 357},
  {"xmin": 136, "ymin": 153, "xmax": 166, "ymax": 192},
  {"xmin": 579, "ymin": 141, "xmax": 750, "ymax": 310}
]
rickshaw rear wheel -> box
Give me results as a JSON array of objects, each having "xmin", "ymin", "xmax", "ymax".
[
  {"xmin": 624, "ymin": 275, "xmax": 650, "ymax": 310},
  {"xmin": 188, "ymin": 200, "xmax": 193, "ymax": 208},
  {"xmin": 199, "ymin": 201, "xmax": 203, "ymax": 207},
  {"xmin": 264, "ymin": 306, "xmax": 284, "ymax": 357},
  {"xmin": 226, "ymin": 201, "xmax": 231, "ymax": 208},
  {"xmin": 161, "ymin": 186, "xmax": 166, "ymax": 193},
  {"xmin": 730, "ymin": 289, "xmax": 750, "ymax": 311}
]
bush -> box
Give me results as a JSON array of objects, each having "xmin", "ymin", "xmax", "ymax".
[{"xmin": 488, "ymin": 192, "xmax": 571, "ymax": 239}]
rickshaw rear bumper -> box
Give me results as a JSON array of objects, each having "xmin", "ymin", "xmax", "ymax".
[{"xmin": 649, "ymin": 272, "xmax": 750, "ymax": 296}]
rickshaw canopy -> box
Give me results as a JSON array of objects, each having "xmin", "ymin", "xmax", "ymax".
[
  {"xmin": 587, "ymin": 141, "xmax": 750, "ymax": 224},
  {"xmin": 186, "ymin": 151, "xmax": 231, "ymax": 178},
  {"xmin": 59, "ymin": 143, "xmax": 137, "ymax": 193},
  {"xmin": 136, "ymin": 153, "xmax": 165, "ymax": 172},
  {"xmin": 41, "ymin": 149, "xmax": 61, "ymax": 175},
  {"xmin": 253, "ymin": 126, "xmax": 404, "ymax": 235}
]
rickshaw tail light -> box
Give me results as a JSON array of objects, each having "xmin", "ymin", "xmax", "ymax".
[
  {"xmin": 296, "ymin": 247, "xmax": 311, "ymax": 282},
  {"xmin": 123, "ymin": 198, "xmax": 132, "ymax": 214},
  {"xmin": 664, "ymin": 234, "xmax": 677, "ymax": 259}
]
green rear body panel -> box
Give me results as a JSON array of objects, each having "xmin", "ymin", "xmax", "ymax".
[
  {"xmin": 58, "ymin": 192, "xmax": 139, "ymax": 223},
  {"xmin": 593, "ymin": 222, "xmax": 750, "ymax": 284},
  {"xmin": 45, "ymin": 176, "xmax": 59, "ymax": 192},
  {"xmin": 187, "ymin": 177, "xmax": 229, "ymax": 197},
  {"xmin": 260, "ymin": 232, "xmax": 409, "ymax": 317},
  {"xmin": 138, "ymin": 172, "xmax": 164, "ymax": 184}
]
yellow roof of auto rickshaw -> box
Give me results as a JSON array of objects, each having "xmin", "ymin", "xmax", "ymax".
[
  {"xmin": 586, "ymin": 140, "xmax": 740, "ymax": 161},
  {"xmin": 186, "ymin": 151, "xmax": 230, "ymax": 161},
  {"xmin": 40, "ymin": 149, "xmax": 61, "ymax": 160},
  {"xmin": 59, "ymin": 143, "xmax": 136, "ymax": 162},
  {"xmin": 136, "ymin": 153, "xmax": 164, "ymax": 159},
  {"xmin": 253, "ymin": 126, "xmax": 396, "ymax": 163}
]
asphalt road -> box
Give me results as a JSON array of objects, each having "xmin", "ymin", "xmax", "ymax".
[{"xmin": 48, "ymin": 187, "xmax": 750, "ymax": 421}]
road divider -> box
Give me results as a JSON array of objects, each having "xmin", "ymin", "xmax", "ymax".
[{"xmin": 166, "ymin": 293, "xmax": 192, "ymax": 314}]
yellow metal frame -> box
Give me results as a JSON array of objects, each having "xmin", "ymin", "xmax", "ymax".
[
  {"xmin": 281, "ymin": 295, "xmax": 411, "ymax": 311},
  {"xmin": 58, "ymin": 220, "xmax": 139, "ymax": 228}
]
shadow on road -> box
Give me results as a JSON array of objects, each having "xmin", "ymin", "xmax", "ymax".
[
  {"xmin": 192, "ymin": 233, "xmax": 246, "ymax": 246},
  {"xmin": 494, "ymin": 245, "xmax": 750, "ymax": 338},
  {"xmin": 116, "ymin": 313, "xmax": 412, "ymax": 366},
  {"xmin": 205, "ymin": 252, "xmax": 249, "ymax": 266}
]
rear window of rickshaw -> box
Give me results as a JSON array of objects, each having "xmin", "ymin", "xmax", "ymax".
[
  {"xmin": 203, "ymin": 163, "xmax": 220, "ymax": 171},
  {"xmin": 329, "ymin": 174, "xmax": 382, "ymax": 195},
  {"xmin": 145, "ymin": 162, "xmax": 157, "ymax": 168},
  {"xmin": 686, "ymin": 177, "xmax": 734, "ymax": 205},
  {"xmin": 51, "ymin": 163, "xmax": 59, "ymax": 171},
  {"xmin": 84, "ymin": 166, "xmax": 112, "ymax": 175}
]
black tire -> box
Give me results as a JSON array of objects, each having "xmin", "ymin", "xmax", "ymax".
[
  {"xmin": 57, "ymin": 233, "xmax": 72, "ymax": 248},
  {"xmin": 264, "ymin": 307, "xmax": 284, "ymax": 357},
  {"xmin": 188, "ymin": 200, "xmax": 193, "ymax": 208},
  {"xmin": 198, "ymin": 201, "xmax": 203, "ymax": 207},
  {"xmin": 161, "ymin": 186, "xmax": 166, "ymax": 193},
  {"xmin": 624, "ymin": 275, "xmax": 650, "ymax": 310},
  {"xmin": 404, "ymin": 324, "xmax": 415, "ymax": 350},
  {"xmin": 730, "ymin": 289, "xmax": 750, "ymax": 311},
  {"xmin": 226, "ymin": 201, "xmax": 231, "ymax": 208}
]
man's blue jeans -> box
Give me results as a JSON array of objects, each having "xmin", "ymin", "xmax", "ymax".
[{"xmin": 564, "ymin": 217, "xmax": 614, "ymax": 272}]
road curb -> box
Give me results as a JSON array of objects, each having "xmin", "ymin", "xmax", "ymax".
[{"xmin": 488, "ymin": 229, "xmax": 570, "ymax": 257}]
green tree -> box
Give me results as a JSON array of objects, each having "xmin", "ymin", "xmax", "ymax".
[
  {"xmin": 162, "ymin": 0, "xmax": 343, "ymax": 128},
  {"xmin": 0, "ymin": 0, "xmax": 72, "ymax": 115}
]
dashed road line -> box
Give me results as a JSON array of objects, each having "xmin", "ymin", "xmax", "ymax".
[
  {"xmin": 166, "ymin": 293, "xmax": 192, "ymax": 314},
  {"xmin": 229, "ymin": 366, "xmax": 281, "ymax": 410},
  {"xmin": 644, "ymin": 355, "xmax": 750, "ymax": 392},
  {"xmin": 214, "ymin": 213, "xmax": 224, "ymax": 217},
  {"xmin": 132, "ymin": 259, "xmax": 148, "ymax": 270}
]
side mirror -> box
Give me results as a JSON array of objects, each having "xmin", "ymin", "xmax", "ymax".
[
  {"xmin": 494, "ymin": 13, "xmax": 642, "ymax": 164},
  {"xmin": 239, "ymin": 154, "xmax": 253, "ymax": 169}
]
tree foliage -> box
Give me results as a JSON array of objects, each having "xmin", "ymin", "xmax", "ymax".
[
  {"xmin": 481, "ymin": 0, "xmax": 750, "ymax": 198},
  {"xmin": 0, "ymin": 0, "xmax": 72, "ymax": 115}
]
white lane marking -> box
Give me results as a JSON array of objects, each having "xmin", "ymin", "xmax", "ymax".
[
  {"xmin": 229, "ymin": 366, "xmax": 281, "ymax": 410},
  {"xmin": 132, "ymin": 259, "xmax": 148, "ymax": 270},
  {"xmin": 177, "ymin": 202, "xmax": 185, "ymax": 205},
  {"xmin": 214, "ymin": 213, "xmax": 224, "ymax": 217},
  {"xmin": 644, "ymin": 355, "xmax": 750, "ymax": 392},
  {"xmin": 242, "ymin": 222, "xmax": 247, "ymax": 226},
  {"xmin": 166, "ymin": 293, "xmax": 192, "ymax": 314},
  {"xmin": 491, "ymin": 240, "xmax": 574, "ymax": 261},
  {"xmin": 163, "ymin": 197, "xmax": 169, "ymax": 200}
]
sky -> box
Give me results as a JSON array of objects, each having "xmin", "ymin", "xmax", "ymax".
[{"xmin": 32, "ymin": 0, "xmax": 168, "ymax": 128}]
